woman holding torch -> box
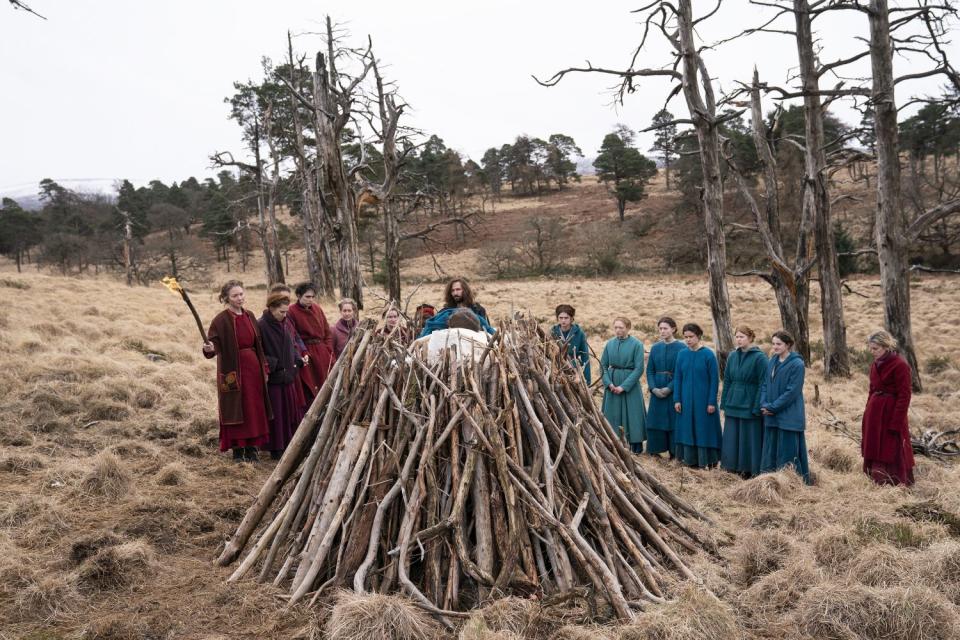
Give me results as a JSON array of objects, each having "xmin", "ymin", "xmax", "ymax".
[{"xmin": 202, "ymin": 280, "xmax": 272, "ymax": 463}]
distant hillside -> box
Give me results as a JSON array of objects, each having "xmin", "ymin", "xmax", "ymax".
[{"xmin": 0, "ymin": 178, "xmax": 122, "ymax": 210}]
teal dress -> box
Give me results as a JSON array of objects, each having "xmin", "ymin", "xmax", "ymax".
[
  {"xmin": 720, "ymin": 346, "xmax": 768, "ymax": 477},
  {"xmin": 601, "ymin": 336, "xmax": 647, "ymax": 453},
  {"xmin": 551, "ymin": 323, "xmax": 591, "ymax": 384},
  {"xmin": 673, "ymin": 346, "xmax": 722, "ymax": 468},
  {"xmin": 646, "ymin": 340, "xmax": 686, "ymax": 456},
  {"xmin": 759, "ymin": 351, "xmax": 810, "ymax": 484}
]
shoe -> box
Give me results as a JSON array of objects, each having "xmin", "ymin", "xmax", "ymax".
[
  {"xmin": 244, "ymin": 446, "xmax": 260, "ymax": 463},
  {"xmin": 232, "ymin": 448, "xmax": 244, "ymax": 463}
]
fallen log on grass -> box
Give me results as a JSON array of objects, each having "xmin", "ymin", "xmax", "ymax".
[{"xmin": 218, "ymin": 317, "xmax": 710, "ymax": 624}]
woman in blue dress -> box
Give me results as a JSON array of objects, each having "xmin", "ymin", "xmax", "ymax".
[
  {"xmin": 720, "ymin": 326, "xmax": 768, "ymax": 477},
  {"xmin": 646, "ymin": 317, "xmax": 686, "ymax": 458},
  {"xmin": 601, "ymin": 317, "xmax": 647, "ymax": 453},
  {"xmin": 551, "ymin": 304, "xmax": 591, "ymax": 384},
  {"xmin": 673, "ymin": 323, "xmax": 722, "ymax": 468},
  {"xmin": 759, "ymin": 330, "xmax": 811, "ymax": 483}
]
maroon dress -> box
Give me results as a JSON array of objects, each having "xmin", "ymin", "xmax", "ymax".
[
  {"xmin": 287, "ymin": 302, "xmax": 334, "ymax": 400},
  {"xmin": 222, "ymin": 312, "xmax": 270, "ymax": 452},
  {"xmin": 861, "ymin": 352, "xmax": 915, "ymax": 486}
]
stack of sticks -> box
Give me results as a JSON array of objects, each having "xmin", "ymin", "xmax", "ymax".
[{"xmin": 217, "ymin": 317, "xmax": 710, "ymax": 625}]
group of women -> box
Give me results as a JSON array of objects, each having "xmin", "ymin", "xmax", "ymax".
[
  {"xmin": 552, "ymin": 305, "xmax": 915, "ymax": 487},
  {"xmin": 203, "ymin": 280, "xmax": 360, "ymax": 463},
  {"xmin": 202, "ymin": 278, "xmax": 916, "ymax": 488}
]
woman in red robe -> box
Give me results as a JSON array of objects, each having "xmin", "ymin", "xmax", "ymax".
[
  {"xmin": 287, "ymin": 282, "xmax": 334, "ymax": 400},
  {"xmin": 203, "ymin": 280, "xmax": 272, "ymax": 462},
  {"xmin": 861, "ymin": 330, "xmax": 915, "ymax": 486}
]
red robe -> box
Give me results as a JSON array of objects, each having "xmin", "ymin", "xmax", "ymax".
[
  {"xmin": 204, "ymin": 309, "xmax": 271, "ymax": 452},
  {"xmin": 287, "ymin": 301, "xmax": 334, "ymax": 399},
  {"xmin": 861, "ymin": 352, "xmax": 915, "ymax": 486}
]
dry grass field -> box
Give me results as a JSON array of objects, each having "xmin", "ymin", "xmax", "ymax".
[{"xmin": 1, "ymin": 265, "xmax": 959, "ymax": 639}]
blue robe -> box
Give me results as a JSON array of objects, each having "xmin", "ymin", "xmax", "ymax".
[
  {"xmin": 601, "ymin": 336, "xmax": 647, "ymax": 452},
  {"xmin": 645, "ymin": 340, "xmax": 686, "ymax": 455},
  {"xmin": 551, "ymin": 323, "xmax": 591, "ymax": 384},
  {"xmin": 759, "ymin": 351, "xmax": 810, "ymax": 484},
  {"xmin": 419, "ymin": 307, "xmax": 495, "ymax": 338},
  {"xmin": 673, "ymin": 346, "xmax": 722, "ymax": 467},
  {"xmin": 720, "ymin": 346, "xmax": 768, "ymax": 477}
]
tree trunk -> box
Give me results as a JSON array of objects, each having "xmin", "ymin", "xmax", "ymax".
[
  {"xmin": 252, "ymin": 121, "xmax": 282, "ymax": 286},
  {"xmin": 384, "ymin": 200, "xmax": 402, "ymax": 303},
  {"xmin": 742, "ymin": 71, "xmax": 811, "ymax": 362},
  {"xmin": 868, "ymin": 0, "xmax": 922, "ymax": 391},
  {"xmin": 677, "ymin": 0, "xmax": 735, "ymax": 368},
  {"xmin": 314, "ymin": 48, "xmax": 364, "ymax": 308},
  {"xmin": 264, "ymin": 108, "xmax": 285, "ymax": 285},
  {"xmin": 795, "ymin": 0, "xmax": 849, "ymax": 377}
]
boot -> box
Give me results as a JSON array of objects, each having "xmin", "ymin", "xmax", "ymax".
[
  {"xmin": 244, "ymin": 446, "xmax": 259, "ymax": 463},
  {"xmin": 232, "ymin": 448, "xmax": 244, "ymax": 463}
]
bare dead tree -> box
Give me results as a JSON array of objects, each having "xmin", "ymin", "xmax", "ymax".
[
  {"xmin": 536, "ymin": 0, "xmax": 737, "ymax": 368},
  {"xmin": 281, "ymin": 17, "xmax": 411, "ymax": 309},
  {"xmin": 285, "ymin": 33, "xmax": 336, "ymax": 297},
  {"xmin": 8, "ymin": 0, "xmax": 45, "ymax": 19},
  {"xmin": 838, "ymin": 0, "xmax": 960, "ymax": 391},
  {"xmin": 724, "ymin": 70, "xmax": 815, "ymax": 363}
]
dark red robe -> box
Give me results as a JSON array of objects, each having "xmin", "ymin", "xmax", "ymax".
[
  {"xmin": 287, "ymin": 301, "xmax": 334, "ymax": 399},
  {"xmin": 861, "ymin": 352, "xmax": 915, "ymax": 486},
  {"xmin": 204, "ymin": 309, "xmax": 271, "ymax": 452}
]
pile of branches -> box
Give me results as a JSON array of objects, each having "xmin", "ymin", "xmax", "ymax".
[
  {"xmin": 217, "ymin": 318, "xmax": 710, "ymax": 626},
  {"xmin": 821, "ymin": 409, "xmax": 960, "ymax": 459}
]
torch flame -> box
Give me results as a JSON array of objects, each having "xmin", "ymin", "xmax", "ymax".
[{"xmin": 161, "ymin": 276, "xmax": 183, "ymax": 294}]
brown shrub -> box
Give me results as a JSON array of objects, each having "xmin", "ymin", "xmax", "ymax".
[
  {"xmin": 119, "ymin": 496, "xmax": 216, "ymax": 552},
  {"xmin": 812, "ymin": 526, "xmax": 859, "ymax": 572},
  {"xmin": 728, "ymin": 530, "xmax": 794, "ymax": 586},
  {"xmin": 795, "ymin": 583, "xmax": 959, "ymax": 640},
  {"xmin": 917, "ymin": 541, "xmax": 960, "ymax": 605},
  {"xmin": 70, "ymin": 531, "xmax": 125, "ymax": 565},
  {"xmin": 466, "ymin": 595, "xmax": 585, "ymax": 639},
  {"xmin": 555, "ymin": 625, "xmax": 617, "ymax": 639},
  {"xmin": 811, "ymin": 442, "xmax": 857, "ymax": 473},
  {"xmin": 326, "ymin": 591, "xmax": 443, "ymax": 640},
  {"xmin": 617, "ymin": 583, "xmax": 743, "ymax": 640},
  {"xmin": 78, "ymin": 452, "xmax": 132, "ymax": 499},
  {"xmin": 729, "ymin": 469, "xmax": 801, "ymax": 506},
  {"xmin": 848, "ymin": 544, "xmax": 914, "ymax": 587},
  {"xmin": 737, "ymin": 559, "xmax": 821, "ymax": 624},
  {"xmin": 84, "ymin": 400, "xmax": 130, "ymax": 422},
  {"xmin": 75, "ymin": 540, "xmax": 156, "ymax": 592},
  {"xmin": 155, "ymin": 462, "xmax": 189, "ymax": 486},
  {"xmin": 82, "ymin": 613, "xmax": 178, "ymax": 640},
  {"xmin": 0, "ymin": 453, "xmax": 45, "ymax": 474}
]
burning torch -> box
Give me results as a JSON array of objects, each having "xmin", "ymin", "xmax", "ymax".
[{"xmin": 161, "ymin": 276, "xmax": 208, "ymax": 344}]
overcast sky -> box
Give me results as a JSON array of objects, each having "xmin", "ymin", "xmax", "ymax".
[{"xmin": 1, "ymin": 1, "xmax": 956, "ymax": 195}]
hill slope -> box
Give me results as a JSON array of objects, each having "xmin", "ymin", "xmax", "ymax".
[{"xmin": 0, "ymin": 272, "xmax": 958, "ymax": 638}]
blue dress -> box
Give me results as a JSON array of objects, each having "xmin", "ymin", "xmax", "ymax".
[
  {"xmin": 673, "ymin": 346, "xmax": 722, "ymax": 468},
  {"xmin": 601, "ymin": 336, "xmax": 647, "ymax": 453},
  {"xmin": 720, "ymin": 346, "xmax": 768, "ymax": 477},
  {"xmin": 645, "ymin": 340, "xmax": 686, "ymax": 456},
  {"xmin": 551, "ymin": 323, "xmax": 591, "ymax": 384},
  {"xmin": 759, "ymin": 351, "xmax": 810, "ymax": 484}
]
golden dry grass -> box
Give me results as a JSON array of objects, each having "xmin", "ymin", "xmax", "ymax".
[{"xmin": 0, "ymin": 267, "xmax": 959, "ymax": 638}]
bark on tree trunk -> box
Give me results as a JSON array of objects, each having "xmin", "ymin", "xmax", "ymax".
[
  {"xmin": 677, "ymin": 0, "xmax": 735, "ymax": 368},
  {"xmin": 384, "ymin": 200, "xmax": 402, "ymax": 303},
  {"xmin": 868, "ymin": 0, "xmax": 922, "ymax": 391},
  {"xmin": 795, "ymin": 0, "xmax": 850, "ymax": 377},
  {"xmin": 314, "ymin": 44, "xmax": 364, "ymax": 308}
]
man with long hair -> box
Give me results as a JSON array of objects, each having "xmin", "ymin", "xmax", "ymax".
[
  {"xmin": 419, "ymin": 277, "xmax": 494, "ymax": 337},
  {"xmin": 443, "ymin": 277, "xmax": 488, "ymax": 322}
]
